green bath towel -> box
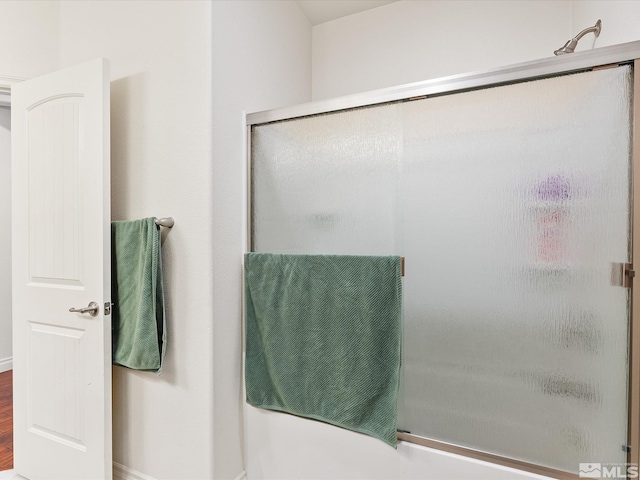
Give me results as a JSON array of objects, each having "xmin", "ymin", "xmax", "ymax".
[
  {"xmin": 244, "ymin": 253, "xmax": 403, "ymax": 447},
  {"xmin": 112, "ymin": 217, "xmax": 166, "ymax": 374}
]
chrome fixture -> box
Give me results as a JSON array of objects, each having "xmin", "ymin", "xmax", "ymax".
[
  {"xmin": 69, "ymin": 301, "xmax": 100, "ymax": 317},
  {"xmin": 554, "ymin": 20, "xmax": 601, "ymax": 55},
  {"xmin": 155, "ymin": 217, "xmax": 175, "ymax": 228}
]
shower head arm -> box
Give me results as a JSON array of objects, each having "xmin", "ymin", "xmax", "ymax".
[
  {"xmin": 554, "ymin": 19, "xmax": 601, "ymax": 55},
  {"xmin": 572, "ymin": 19, "xmax": 602, "ymax": 43}
]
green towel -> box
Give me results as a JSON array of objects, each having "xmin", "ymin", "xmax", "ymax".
[
  {"xmin": 244, "ymin": 253, "xmax": 403, "ymax": 447},
  {"xmin": 112, "ymin": 217, "xmax": 166, "ymax": 374}
]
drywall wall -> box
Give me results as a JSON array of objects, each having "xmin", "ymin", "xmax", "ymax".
[
  {"xmin": 57, "ymin": 0, "xmax": 311, "ymax": 478},
  {"xmin": 572, "ymin": 0, "xmax": 640, "ymax": 51},
  {"xmin": 211, "ymin": 1, "xmax": 311, "ymax": 478},
  {"xmin": 0, "ymin": 0, "xmax": 309, "ymax": 477},
  {"xmin": 58, "ymin": 1, "xmax": 214, "ymax": 478},
  {"xmin": 311, "ymin": 0, "xmax": 640, "ymax": 101},
  {"xmin": 0, "ymin": 1, "xmax": 59, "ymax": 79},
  {"xmin": 0, "ymin": 107, "xmax": 10, "ymax": 373},
  {"xmin": 312, "ymin": 0, "xmax": 570, "ymax": 100}
]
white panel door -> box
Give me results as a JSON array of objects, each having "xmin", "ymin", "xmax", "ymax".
[{"xmin": 11, "ymin": 58, "xmax": 111, "ymax": 480}]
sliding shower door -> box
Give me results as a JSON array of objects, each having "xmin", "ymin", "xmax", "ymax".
[{"xmin": 250, "ymin": 65, "xmax": 632, "ymax": 475}]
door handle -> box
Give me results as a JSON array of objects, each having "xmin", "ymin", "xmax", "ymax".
[{"xmin": 69, "ymin": 301, "xmax": 100, "ymax": 317}]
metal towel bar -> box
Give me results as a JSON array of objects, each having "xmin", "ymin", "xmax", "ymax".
[{"xmin": 155, "ymin": 217, "xmax": 174, "ymax": 228}]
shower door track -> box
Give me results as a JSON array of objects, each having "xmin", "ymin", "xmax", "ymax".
[
  {"xmin": 246, "ymin": 41, "xmax": 640, "ymax": 126},
  {"xmin": 244, "ymin": 41, "xmax": 640, "ymax": 480}
]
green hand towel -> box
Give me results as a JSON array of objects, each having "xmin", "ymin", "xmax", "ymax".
[
  {"xmin": 112, "ymin": 217, "xmax": 166, "ymax": 374},
  {"xmin": 244, "ymin": 253, "xmax": 403, "ymax": 447}
]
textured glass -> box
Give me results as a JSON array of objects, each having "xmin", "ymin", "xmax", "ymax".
[
  {"xmin": 251, "ymin": 66, "xmax": 632, "ymax": 473},
  {"xmin": 252, "ymin": 104, "xmax": 403, "ymax": 255}
]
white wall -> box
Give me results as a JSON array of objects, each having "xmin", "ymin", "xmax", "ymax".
[
  {"xmin": 245, "ymin": 1, "xmax": 640, "ymax": 479},
  {"xmin": 0, "ymin": 1, "xmax": 310, "ymax": 478},
  {"xmin": 211, "ymin": 1, "xmax": 311, "ymax": 478},
  {"xmin": 312, "ymin": 0, "xmax": 571, "ymax": 100},
  {"xmin": 0, "ymin": 1, "xmax": 59, "ymax": 79},
  {"xmin": 58, "ymin": 1, "xmax": 311, "ymax": 478},
  {"xmin": 58, "ymin": 1, "xmax": 214, "ymax": 478},
  {"xmin": 0, "ymin": 107, "xmax": 10, "ymax": 373},
  {"xmin": 572, "ymin": 0, "xmax": 640, "ymax": 51}
]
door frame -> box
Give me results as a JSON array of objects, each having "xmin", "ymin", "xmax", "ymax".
[
  {"xmin": 0, "ymin": 75, "xmax": 25, "ymax": 94},
  {"xmin": 0, "ymin": 78, "xmax": 14, "ymax": 371},
  {"xmin": 0, "ymin": 74, "xmax": 20, "ymax": 474},
  {"xmin": 245, "ymin": 42, "xmax": 640, "ymax": 479}
]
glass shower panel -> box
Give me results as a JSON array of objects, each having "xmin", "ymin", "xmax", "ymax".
[
  {"xmin": 397, "ymin": 66, "xmax": 631, "ymax": 472},
  {"xmin": 250, "ymin": 65, "xmax": 632, "ymax": 474},
  {"xmin": 251, "ymin": 104, "xmax": 403, "ymax": 255}
]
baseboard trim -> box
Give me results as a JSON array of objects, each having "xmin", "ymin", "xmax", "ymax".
[
  {"xmin": 113, "ymin": 462, "xmax": 157, "ymax": 480},
  {"xmin": 0, "ymin": 357, "xmax": 12, "ymax": 373},
  {"xmin": 233, "ymin": 471, "xmax": 247, "ymax": 480}
]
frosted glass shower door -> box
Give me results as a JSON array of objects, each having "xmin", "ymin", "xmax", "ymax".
[
  {"xmin": 398, "ymin": 66, "xmax": 632, "ymax": 473},
  {"xmin": 250, "ymin": 65, "xmax": 632, "ymax": 474}
]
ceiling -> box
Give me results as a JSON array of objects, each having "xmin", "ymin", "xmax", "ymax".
[{"xmin": 296, "ymin": 0, "xmax": 398, "ymax": 26}]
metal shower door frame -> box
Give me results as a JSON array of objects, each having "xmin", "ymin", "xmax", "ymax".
[
  {"xmin": 629, "ymin": 57, "xmax": 640, "ymax": 480},
  {"xmin": 245, "ymin": 41, "xmax": 640, "ymax": 480}
]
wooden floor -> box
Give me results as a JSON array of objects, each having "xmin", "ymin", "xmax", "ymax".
[{"xmin": 0, "ymin": 371, "xmax": 12, "ymax": 471}]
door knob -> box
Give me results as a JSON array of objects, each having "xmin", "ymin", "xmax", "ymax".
[{"xmin": 69, "ymin": 301, "xmax": 100, "ymax": 317}]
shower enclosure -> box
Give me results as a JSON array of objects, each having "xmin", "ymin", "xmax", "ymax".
[{"xmin": 245, "ymin": 42, "xmax": 640, "ymax": 479}]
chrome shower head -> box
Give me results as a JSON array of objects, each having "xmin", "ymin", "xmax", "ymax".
[
  {"xmin": 554, "ymin": 19, "xmax": 601, "ymax": 56},
  {"xmin": 554, "ymin": 39, "xmax": 578, "ymax": 55}
]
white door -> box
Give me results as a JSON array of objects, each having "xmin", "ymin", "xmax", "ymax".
[{"xmin": 11, "ymin": 58, "xmax": 111, "ymax": 480}]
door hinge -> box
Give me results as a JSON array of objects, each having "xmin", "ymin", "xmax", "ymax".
[
  {"xmin": 623, "ymin": 444, "xmax": 632, "ymax": 453},
  {"xmin": 104, "ymin": 302, "xmax": 112, "ymax": 316},
  {"xmin": 611, "ymin": 263, "xmax": 634, "ymax": 288}
]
